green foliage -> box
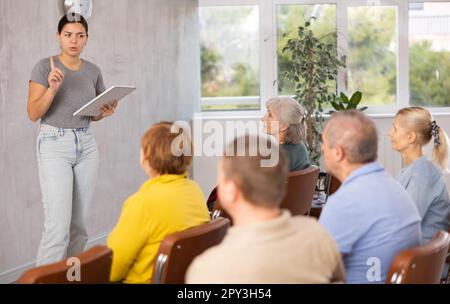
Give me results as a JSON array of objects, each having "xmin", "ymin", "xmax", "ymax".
[
  {"xmin": 199, "ymin": 4, "xmax": 450, "ymax": 112},
  {"xmin": 329, "ymin": 91, "xmax": 367, "ymax": 112},
  {"xmin": 282, "ymin": 17, "xmax": 345, "ymax": 165},
  {"xmin": 200, "ymin": 46, "xmax": 259, "ymax": 99},
  {"xmin": 347, "ymin": 7, "xmax": 397, "ymax": 105},
  {"xmin": 277, "ymin": 5, "xmax": 337, "ymax": 95},
  {"xmin": 409, "ymin": 41, "xmax": 450, "ymax": 107},
  {"xmin": 200, "ymin": 6, "xmax": 259, "ymax": 103},
  {"xmin": 201, "ymin": 45, "xmax": 222, "ymax": 83}
]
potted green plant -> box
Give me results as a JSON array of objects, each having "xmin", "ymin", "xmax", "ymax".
[
  {"xmin": 329, "ymin": 91, "xmax": 367, "ymax": 113},
  {"xmin": 282, "ymin": 18, "xmax": 345, "ymax": 165}
]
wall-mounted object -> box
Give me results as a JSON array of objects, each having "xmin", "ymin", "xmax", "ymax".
[{"xmin": 60, "ymin": 0, "xmax": 93, "ymax": 19}]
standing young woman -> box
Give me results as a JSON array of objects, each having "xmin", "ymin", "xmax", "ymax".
[
  {"xmin": 389, "ymin": 107, "xmax": 450, "ymax": 243},
  {"xmin": 28, "ymin": 13, "xmax": 117, "ymax": 265}
]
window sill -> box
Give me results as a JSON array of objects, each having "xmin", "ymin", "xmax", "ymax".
[{"xmin": 194, "ymin": 110, "xmax": 450, "ymax": 120}]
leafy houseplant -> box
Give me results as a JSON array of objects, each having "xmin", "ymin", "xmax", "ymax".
[
  {"xmin": 282, "ymin": 18, "xmax": 345, "ymax": 165},
  {"xmin": 329, "ymin": 91, "xmax": 367, "ymax": 113},
  {"xmin": 323, "ymin": 90, "xmax": 366, "ymax": 198}
]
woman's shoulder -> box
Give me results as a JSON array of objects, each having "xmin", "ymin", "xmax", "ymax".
[
  {"xmin": 282, "ymin": 141, "xmax": 306, "ymax": 149},
  {"xmin": 288, "ymin": 141, "xmax": 309, "ymax": 156},
  {"xmin": 137, "ymin": 175, "xmax": 204, "ymax": 198},
  {"xmin": 408, "ymin": 157, "xmax": 441, "ymax": 182},
  {"xmin": 187, "ymin": 178, "xmax": 206, "ymax": 193},
  {"xmin": 81, "ymin": 59, "xmax": 102, "ymax": 74},
  {"xmin": 35, "ymin": 57, "xmax": 50, "ymax": 65},
  {"xmin": 412, "ymin": 156, "xmax": 439, "ymax": 173},
  {"xmin": 297, "ymin": 141, "xmax": 308, "ymax": 151},
  {"xmin": 30, "ymin": 58, "xmax": 52, "ymax": 84},
  {"xmin": 32, "ymin": 57, "xmax": 51, "ymax": 71}
]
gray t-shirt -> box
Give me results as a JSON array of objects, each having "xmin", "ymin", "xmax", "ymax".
[{"xmin": 30, "ymin": 56, "xmax": 105, "ymax": 128}]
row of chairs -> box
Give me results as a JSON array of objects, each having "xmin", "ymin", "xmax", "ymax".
[
  {"xmin": 207, "ymin": 165, "xmax": 450, "ymax": 284},
  {"xmin": 211, "ymin": 165, "xmax": 323, "ymax": 221},
  {"xmin": 16, "ymin": 165, "xmax": 450, "ymax": 284},
  {"xmin": 17, "ymin": 166, "xmax": 323, "ymax": 284},
  {"xmin": 17, "ymin": 220, "xmax": 450, "ymax": 284},
  {"xmin": 17, "ymin": 217, "xmax": 230, "ymax": 284}
]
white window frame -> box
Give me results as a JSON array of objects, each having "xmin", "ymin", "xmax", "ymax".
[
  {"xmin": 198, "ymin": 0, "xmax": 450, "ymax": 116},
  {"xmin": 337, "ymin": 0, "xmax": 407, "ymax": 114}
]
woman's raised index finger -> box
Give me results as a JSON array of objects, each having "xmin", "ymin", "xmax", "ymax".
[
  {"xmin": 50, "ymin": 56, "xmax": 56, "ymax": 71},
  {"xmin": 54, "ymin": 68, "xmax": 64, "ymax": 78}
]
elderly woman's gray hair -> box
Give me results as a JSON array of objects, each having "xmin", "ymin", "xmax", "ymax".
[{"xmin": 266, "ymin": 97, "xmax": 306, "ymax": 144}]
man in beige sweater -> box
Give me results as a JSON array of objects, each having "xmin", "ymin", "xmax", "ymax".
[{"xmin": 186, "ymin": 135, "xmax": 345, "ymax": 284}]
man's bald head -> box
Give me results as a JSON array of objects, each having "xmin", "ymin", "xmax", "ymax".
[{"xmin": 324, "ymin": 110, "xmax": 378, "ymax": 164}]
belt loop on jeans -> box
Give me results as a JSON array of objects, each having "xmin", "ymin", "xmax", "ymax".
[
  {"xmin": 74, "ymin": 127, "xmax": 88, "ymax": 134},
  {"xmin": 58, "ymin": 128, "xmax": 64, "ymax": 137}
]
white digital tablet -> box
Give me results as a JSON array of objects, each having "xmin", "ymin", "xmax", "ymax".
[{"xmin": 73, "ymin": 85, "xmax": 136, "ymax": 117}]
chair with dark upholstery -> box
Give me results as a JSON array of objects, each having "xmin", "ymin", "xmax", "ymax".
[
  {"xmin": 17, "ymin": 245, "xmax": 113, "ymax": 284},
  {"xmin": 386, "ymin": 230, "xmax": 450, "ymax": 284},
  {"xmin": 280, "ymin": 166, "xmax": 320, "ymax": 216},
  {"xmin": 152, "ymin": 217, "xmax": 230, "ymax": 284}
]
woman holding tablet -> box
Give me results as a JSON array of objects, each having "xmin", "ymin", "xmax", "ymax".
[{"xmin": 27, "ymin": 13, "xmax": 117, "ymax": 265}]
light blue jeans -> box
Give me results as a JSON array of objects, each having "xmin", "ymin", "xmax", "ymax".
[{"xmin": 35, "ymin": 123, "xmax": 99, "ymax": 266}]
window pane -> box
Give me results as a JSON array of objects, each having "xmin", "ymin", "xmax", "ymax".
[
  {"xmin": 348, "ymin": 6, "xmax": 397, "ymax": 105},
  {"xmin": 409, "ymin": 2, "xmax": 450, "ymax": 107},
  {"xmin": 200, "ymin": 6, "xmax": 259, "ymax": 111},
  {"xmin": 277, "ymin": 4, "xmax": 337, "ymax": 95}
]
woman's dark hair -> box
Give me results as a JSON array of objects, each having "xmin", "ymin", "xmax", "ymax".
[{"xmin": 58, "ymin": 13, "xmax": 88, "ymax": 34}]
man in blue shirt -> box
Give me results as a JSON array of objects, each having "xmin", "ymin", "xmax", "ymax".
[{"xmin": 319, "ymin": 110, "xmax": 422, "ymax": 284}]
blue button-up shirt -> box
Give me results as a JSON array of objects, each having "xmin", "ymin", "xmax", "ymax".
[{"xmin": 319, "ymin": 162, "xmax": 422, "ymax": 284}]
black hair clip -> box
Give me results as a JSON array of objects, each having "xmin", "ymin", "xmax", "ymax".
[{"xmin": 431, "ymin": 120, "xmax": 440, "ymax": 147}]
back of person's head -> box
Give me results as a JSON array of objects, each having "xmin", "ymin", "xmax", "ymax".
[
  {"xmin": 396, "ymin": 107, "xmax": 449, "ymax": 171},
  {"xmin": 141, "ymin": 122, "xmax": 192, "ymax": 175},
  {"xmin": 221, "ymin": 135, "xmax": 288, "ymax": 208},
  {"xmin": 325, "ymin": 110, "xmax": 378, "ymax": 164},
  {"xmin": 266, "ymin": 97, "xmax": 306, "ymax": 144}
]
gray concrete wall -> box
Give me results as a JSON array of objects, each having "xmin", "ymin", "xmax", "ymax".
[{"xmin": 0, "ymin": 0, "xmax": 200, "ymax": 279}]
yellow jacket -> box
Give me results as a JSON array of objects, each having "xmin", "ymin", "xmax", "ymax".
[{"xmin": 107, "ymin": 174, "xmax": 210, "ymax": 283}]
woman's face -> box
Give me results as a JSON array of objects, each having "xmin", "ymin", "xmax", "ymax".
[
  {"xmin": 57, "ymin": 23, "xmax": 88, "ymax": 57},
  {"xmin": 389, "ymin": 116, "xmax": 413, "ymax": 152},
  {"xmin": 262, "ymin": 107, "xmax": 281, "ymax": 136}
]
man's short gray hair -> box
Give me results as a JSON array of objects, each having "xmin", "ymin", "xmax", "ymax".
[
  {"xmin": 266, "ymin": 97, "xmax": 306, "ymax": 144},
  {"xmin": 325, "ymin": 110, "xmax": 378, "ymax": 164}
]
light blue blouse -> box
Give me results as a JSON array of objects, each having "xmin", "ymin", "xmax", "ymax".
[{"xmin": 397, "ymin": 156, "xmax": 450, "ymax": 243}]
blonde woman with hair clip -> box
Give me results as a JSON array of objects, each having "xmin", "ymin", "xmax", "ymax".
[{"xmin": 389, "ymin": 106, "xmax": 450, "ymax": 244}]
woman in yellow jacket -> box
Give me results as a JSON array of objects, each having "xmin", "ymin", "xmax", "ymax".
[{"xmin": 107, "ymin": 122, "xmax": 210, "ymax": 283}]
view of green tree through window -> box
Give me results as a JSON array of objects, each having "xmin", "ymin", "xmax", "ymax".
[
  {"xmin": 348, "ymin": 6, "xmax": 397, "ymax": 106},
  {"xmin": 200, "ymin": 6, "xmax": 259, "ymax": 111},
  {"xmin": 409, "ymin": 2, "xmax": 450, "ymax": 107},
  {"xmin": 277, "ymin": 4, "xmax": 337, "ymax": 96},
  {"xmin": 199, "ymin": 1, "xmax": 450, "ymax": 112}
]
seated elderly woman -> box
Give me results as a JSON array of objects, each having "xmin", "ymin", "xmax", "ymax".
[
  {"xmin": 389, "ymin": 107, "xmax": 450, "ymax": 244},
  {"xmin": 107, "ymin": 122, "xmax": 210, "ymax": 284},
  {"xmin": 262, "ymin": 97, "xmax": 310, "ymax": 171}
]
